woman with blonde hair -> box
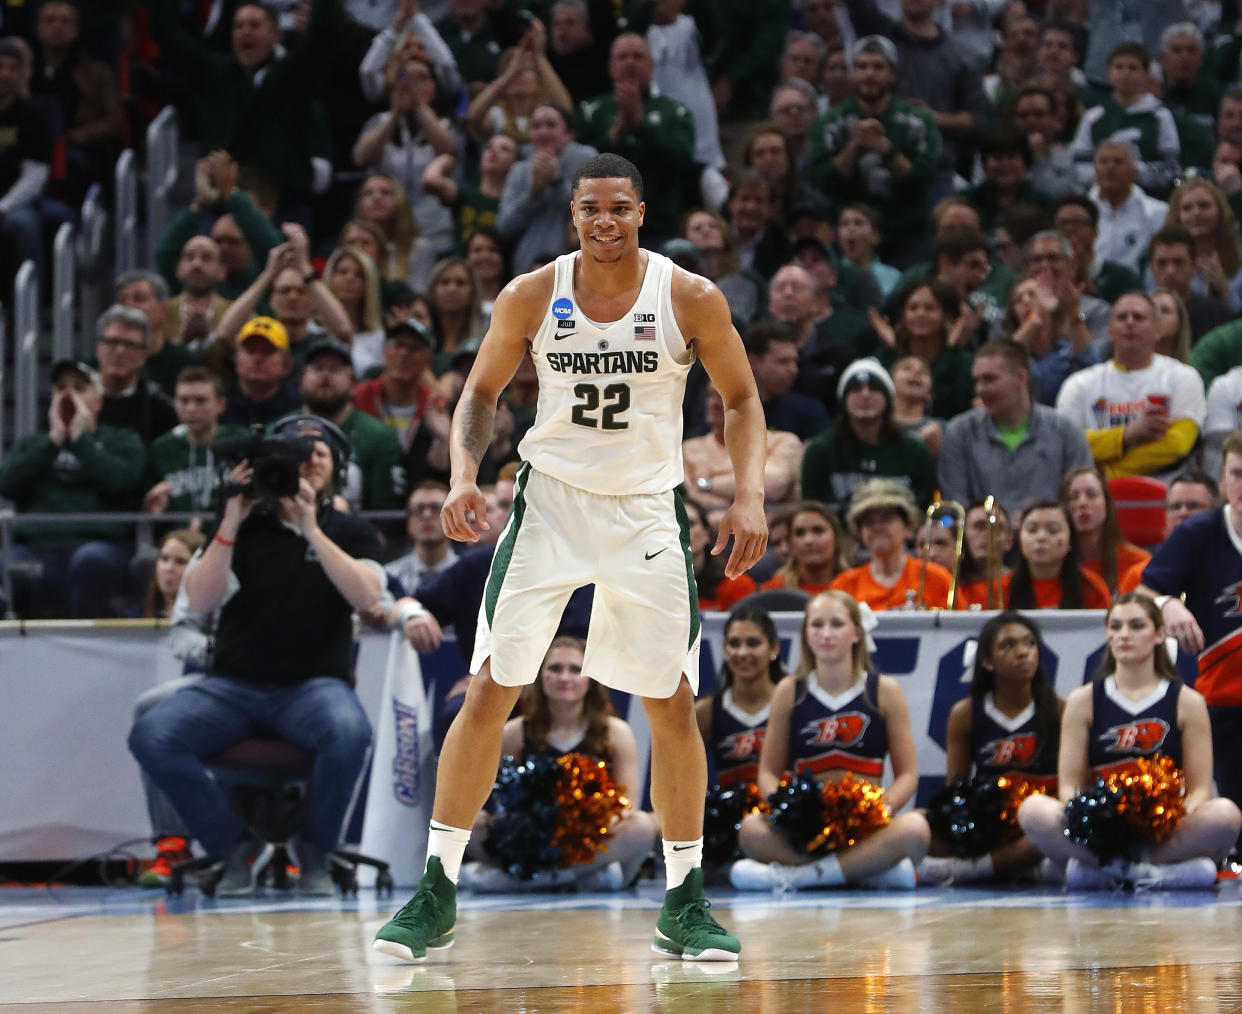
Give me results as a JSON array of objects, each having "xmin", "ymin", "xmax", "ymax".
[
  {"xmin": 1165, "ymin": 177, "xmax": 1242, "ymax": 310},
  {"xmin": 353, "ymin": 52, "xmax": 458, "ymax": 256},
  {"xmin": 464, "ymin": 18, "xmax": 572, "ymax": 145},
  {"xmin": 339, "ymin": 219, "xmax": 392, "ymax": 280},
  {"xmin": 323, "ymin": 246, "xmax": 385, "ymax": 376},
  {"xmin": 353, "ymin": 174, "xmax": 437, "ymax": 292},
  {"xmin": 731, "ymin": 590, "xmax": 930, "ymax": 890},
  {"xmin": 426, "ymin": 256, "xmax": 486, "ymax": 377},
  {"xmin": 681, "ymin": 208, "xmax": 764, "ymax": 325},
  {"xmin": 761, "ymin": 502, "xmax": 851, "ymax": 595}
]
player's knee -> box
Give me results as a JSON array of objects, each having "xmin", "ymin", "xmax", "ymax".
[{"xmin": 1017, "ymin": 792, "xmax": 1056, "ymax": 835}]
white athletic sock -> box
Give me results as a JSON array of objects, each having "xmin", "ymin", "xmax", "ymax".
[
  {"xmin": 426, "ymin": 821, "xmax": 472, "ymax": 883},
  {"xmin": 663, "ymin": 838, "xmax": 703, "ymax": 889}
]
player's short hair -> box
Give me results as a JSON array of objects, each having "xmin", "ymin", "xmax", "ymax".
[{"xmin": 571, "ymin": 153, "xmax": 643, "ymax": 201}]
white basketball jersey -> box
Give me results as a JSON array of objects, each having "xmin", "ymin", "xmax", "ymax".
[{"xmin": 518, "ymin": 251, "xmax": 695, "ymax": 495}]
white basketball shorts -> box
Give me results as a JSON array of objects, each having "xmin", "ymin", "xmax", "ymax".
[{"xmin": 470, "ymin": 463, "xmax": 701, "ymax": 699}]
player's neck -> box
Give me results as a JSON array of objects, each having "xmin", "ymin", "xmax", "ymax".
[{"xmin": 575, "ymin": 248, "xmax": 647, "ymax": 296}]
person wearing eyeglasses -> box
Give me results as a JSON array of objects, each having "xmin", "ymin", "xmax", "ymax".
[{"xmin": 94, "ymin": 304, "xmax": 178, "ymax": 446}]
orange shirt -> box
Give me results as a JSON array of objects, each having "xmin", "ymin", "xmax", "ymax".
[
  {"xmin": 760, "ymin": 576, "xmax": 833, "ymax": 596},
  {"xmin": 954, "ymin": 569, "xmax": 1112, "ymax": 610},
  {"xmin": 700, "ymin": 573, "xmax": 756, "ymax": 612},
  {"xmin": 1081, "ymin": 544, "xmax": 1151, "ymax": 593},
  {"xmin": 1118, "ymin": 560, "xmax": 1145, "ymax": 593},
  {"xmin": 830, "ymin": 556, "xmax": 952, "ymax": 610}
]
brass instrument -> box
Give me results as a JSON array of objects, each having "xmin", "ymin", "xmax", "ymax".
[
  {"xmin": 983, "ymin": 495, "xmax": 1005, "ymax": 610},
  {"xmin": 917, "ymin": 499, "xmax": 966, "ymax": 609}
]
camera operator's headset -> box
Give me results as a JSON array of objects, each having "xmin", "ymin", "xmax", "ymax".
[{"xmin": 269, "ymin": 413, "xmax": 352, "ymax": 495}]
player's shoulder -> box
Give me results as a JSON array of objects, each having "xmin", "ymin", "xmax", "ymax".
[
  {"xmin": 669, "ymin": 262, "xmax": 730, "ymax": 334},
  {"xmin": 493, "ymin": 260, "xmax": 559, "ymax": 336}
]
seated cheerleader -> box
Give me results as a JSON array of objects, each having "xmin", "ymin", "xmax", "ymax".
[
  {"xmin": 730, "ymin": 591, "xmax": 931, "ymax": 889},
  {"xmin": 1017, "ymin": 593, "xmax": 1242, "ymax": 889},
  {"xmin": 955, "ymin": 500, "xmax": 1111, "ymax": 610},
  {"xmin": 918, "ymin": 611, "xmax": 1063, "ymax": 885},
  {"xmin": 696, "ymin": 606, "xmax": 784, "ymax": 788},
  {"xmin": 464, "ymin": 637, "xmax": 659, "ymax": 891}
]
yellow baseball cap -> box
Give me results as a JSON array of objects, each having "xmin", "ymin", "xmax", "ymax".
[{"xmin": 237, "ymin": 315, "xmax": 289, "ymax": 350}]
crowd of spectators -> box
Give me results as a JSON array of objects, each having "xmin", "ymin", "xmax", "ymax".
[{"xmin": 8, "ymin": 0, "xmax": 1242, "ymax": 628}]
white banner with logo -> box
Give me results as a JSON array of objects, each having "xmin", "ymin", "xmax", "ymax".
[
  {"xmin": 357, "ymin": 633, "xmax": 435, "ymax": 886},
  {"xmin": 0, "ymin": 612, "xmax": 1117, "ymax": 860}
]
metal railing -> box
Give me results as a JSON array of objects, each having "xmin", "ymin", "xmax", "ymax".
[
  {"xmin": 13, "ymin": 261, "xmax": 40, "ymax": 444},
  {"xmin": 51, "ymin": 222, "xmax": 76, "ymax": 362},
  {"xmin": 145, "ymin": 107, "xmax": 178, "ymax": 268},
  {"xmin": 77, "ymin": 183, "xmax": 108, "ymax": 360},
  {"xmin": 0, "ymin": 508, "xmax": 409, "ymax": 618},
  {"xmin": 114, "ymin": 148, "xmax": 138, "ymax": 274}
]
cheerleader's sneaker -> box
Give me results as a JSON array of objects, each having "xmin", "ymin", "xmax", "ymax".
[
  {"xmin": 859, "ymin": 858, "xmax": 917, "ymax": 890},
  {"xmin": 1125, "ymin": 857, "xmax": 1218, "ymax": 890},
  {"xmin": 1065, "ymin": 858, "xmax": 1125, "ymax": 890}
]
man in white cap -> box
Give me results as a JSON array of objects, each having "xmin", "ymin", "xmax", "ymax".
[{"xmin": 800, "ymin": 356, "xmax": 936, "ymax": 515}]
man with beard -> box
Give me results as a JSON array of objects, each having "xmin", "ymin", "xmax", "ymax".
[
  {"xmin": 808, "ymin": 36, "xmax": 941, "ymax": 266},
  {"xmin": 299, "ymin": 337, "xmax": 405, "ymax": 512},
  {"xmin": 166, "ymin": 236, "xmax": 231, "ymax": 348}
]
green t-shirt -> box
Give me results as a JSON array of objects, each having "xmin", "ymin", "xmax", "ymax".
[{"xmin": 995, "ymin": 421, "xmax": 1030, "ymax": 453}]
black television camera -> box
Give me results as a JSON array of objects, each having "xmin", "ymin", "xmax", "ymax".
[{"xmin": 212, "ymin": 430, "xmax": 315, "ymax": 505}]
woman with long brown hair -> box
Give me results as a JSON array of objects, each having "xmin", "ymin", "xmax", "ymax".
[
  {"xmin": 353, "ymin": 174, "xmax": 437, "ymax": 292},
  {"xmin": 1018, "ymin": 593, "xmax": 1240, "ymax": 889},
  {"xmin": 869, "ymin": 279, "xmax": 975, "ymax": 419},
  {"xmin": 141, "ymin": 529, "xmax": 204, "ymax": 619},
  {"xmin": 1059, "ymin": 466, "xmax": 1149, "ymax": 594},
  {"xmin": 464, "ymin": 637, "xmax": 658, "ymax": 891}
]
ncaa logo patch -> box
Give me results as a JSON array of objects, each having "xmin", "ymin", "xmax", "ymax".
[{"xmin": 552, "ymin": 297, "xmax": 574, "ymax": 318}]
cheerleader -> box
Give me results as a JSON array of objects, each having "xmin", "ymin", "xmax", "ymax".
[
  {"xmin": 1018, "ymin": 593, "xmax": 1241, "ymax": 888},
  {"xmin": 463, "ymin": 637, "xmax": 658, "ymax": 891},
  {"xmin": 919, "ymin": 611, "xmax": 1063, "ymax": 884},
  {"xmin": 730, "ymin": 591, "xmax": 930, "ymax": 889},
  {"xmin": 696, "ymin": 606, "xmax": 784, "ymax": 788}
]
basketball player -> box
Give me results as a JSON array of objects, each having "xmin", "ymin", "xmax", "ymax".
[{"xmin": 374, "ymin": 154, "xmax": 768, "ymax": 963}]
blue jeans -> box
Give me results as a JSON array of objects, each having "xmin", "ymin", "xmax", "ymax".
[
  {"xmin": 6, "ymin": 541, "xmax": 133, "ymax": 617},
  {"xmin": 128, "ymin": 676, "xmax": 372, "ymax": 857}
]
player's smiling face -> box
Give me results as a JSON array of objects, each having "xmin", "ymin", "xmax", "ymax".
[{"xmin": 571, "ymin": 178, "xmax": 644, "ymax": 262}]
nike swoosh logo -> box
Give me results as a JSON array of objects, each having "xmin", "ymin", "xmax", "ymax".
[
  {"xmin": 554, "ymin": 333, "xmax": 568, "ymax": 340},
  {"xmin": 671, "ymin": 843, "xmax": 696, "ymax": 851},
  {"xmin": 645, "ymin": 548, "xmax": 668, "ymax": 560}
]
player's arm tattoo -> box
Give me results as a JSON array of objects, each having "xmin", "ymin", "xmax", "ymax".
[{"xmin": 455, "ymin": 394, "xmax": 496, "ymax": 466}]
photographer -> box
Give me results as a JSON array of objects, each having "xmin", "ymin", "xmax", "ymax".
[{"xmin": 128, "ymin": 415, "xmax": 382, "ymax": 896}]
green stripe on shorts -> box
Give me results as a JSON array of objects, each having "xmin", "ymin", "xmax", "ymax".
[
  {"xmin": 484, "ymin": 461, "xmax": 531, "ymax": 626},
  {"xmin": 673, "ymin": 490, "xmax": 701, "ymax": 650}
]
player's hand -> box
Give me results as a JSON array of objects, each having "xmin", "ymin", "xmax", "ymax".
[
  {"xmin": 713, "ymin": 499, "xmax": 767, "ymax": 580},
  {"xmin": 442, "ymin": 481, "xmax": 490, "ymax": 542},
  {"xmin": 1162, "ymin": 597, "xmax": 1204, "ymax": 654}
]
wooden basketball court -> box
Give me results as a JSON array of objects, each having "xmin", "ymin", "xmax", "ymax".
[{"xmin": 3, "ymin": 882, "xmax": 1242, "ymax": 1012}]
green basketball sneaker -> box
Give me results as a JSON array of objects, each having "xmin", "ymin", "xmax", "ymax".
[
  {"xmin": 373, "ymin": 857, "xmax": 457, "ymax": 962},
  {"xmin": 652, "ymin": 869, "xmax": 740, "ymax": 961}
]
